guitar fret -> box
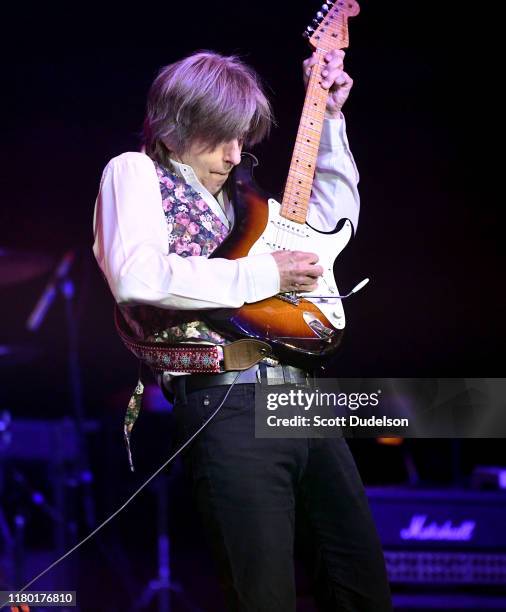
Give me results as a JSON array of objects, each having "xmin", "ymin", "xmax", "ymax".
[
  {"xmin": 284, "ymin": 190, "xmax": 311, "ymax": 199},
  {"xmin": 291, "ymin": 153, "xmax": 318, "ymax": 167},
  {"xmin": 281, "ymin": 195, "xmax": 309, "ymax": 206},
  {"xmin": 294, "ymin": 137, "xmax": 319, "ymax": 150},
  {"xmin": 299, "ymin": 117, "xmax": 323, "ymax": 127},
  {"xmin": 283, "ymin": 197, "xmax": 311, "ymax": 209},
  {"xmin": 293, "ymin": 145, "xmax": 319, "ymax": 159},
  {"xmin": 286, "ymin": 168, "xmax": 314, "ymax": 180},
  {"xmin": 292, "ymin": 143, "xmax": 319, "ymax": 156},
  {"xmin": 283, "ymin": 193, "xmax": 310, "ymax": 203},
  {"xmin": 301, "ymin": 107, "xmax": 326, "ymax": 119},
  {"xmin": 281, "ymin": 208, "xmax": 306, "ymax": 216},
  {"xmin": 297, "ymin": 138, "xmax": 323, "ymax": 151},
  {"xmin": 282, "ymin": 206, "xmax": 309, "ymax": 215},
  {"xmin": 292, "ymin": 152, "xmax": 318, "ymax": 164},
  {"xmin": 284, "ymin": 184, "xmax": 312, "ymax": 198},
  {"xmin": 284, "ymin": 182, "xmax": 312, "ymax": 195},
  {"xmin": 299, "ymin": 123, "xmax": 322, "ymax": 133},
  {"xmin": 295, "ymin": 146, "xmax": 318, "ymax": 163},
  {"xmin": 297, "ymin": 122, "xmax": 324, "ymax": 135},
  {"xmin": 284, "ymin": 190, "xmax": 311, "ymax": 200}
]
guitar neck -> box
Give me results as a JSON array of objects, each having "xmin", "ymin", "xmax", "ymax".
[
  {"xmin": 281, "ymin": 0, "xmax": 359, "ymax": 224},
  {"xmin": 281, "ymin": 50, "xmax": 328, "ymax": 224}
]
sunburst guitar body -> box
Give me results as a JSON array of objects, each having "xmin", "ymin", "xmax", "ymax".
[{"xmin": 206, "ymin": 155, "xmax": 353, "ymax": 366}]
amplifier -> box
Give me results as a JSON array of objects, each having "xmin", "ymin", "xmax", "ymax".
[{"xmin": 366, "ymin": 487, "xmax": 506, "ymax": 585}]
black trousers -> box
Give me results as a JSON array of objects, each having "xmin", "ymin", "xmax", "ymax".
[{"xmin": 172, "ymin": 383, "xmax": 392, "ymax": 612}]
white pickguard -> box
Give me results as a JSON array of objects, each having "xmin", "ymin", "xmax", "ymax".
[{"xmin": 248, "ymin": 198, "xmax": 353, "ymax": 331}]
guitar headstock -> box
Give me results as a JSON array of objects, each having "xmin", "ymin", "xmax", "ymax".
[{"xmin": 303, "ymin": 0, "xmax": 360, "ymax": 51}]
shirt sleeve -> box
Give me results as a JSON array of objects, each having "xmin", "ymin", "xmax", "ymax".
[
  {"xmin": 92, "ymin": 152, "xmax": 280, "ymax": 310},
  {"xmin": 306, "ymin": 114, "xmax": 360, "ymax": 233}
]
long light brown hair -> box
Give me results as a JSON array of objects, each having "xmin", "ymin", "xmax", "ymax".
[{"xmin": 143, "ymin": 51, "xmax": 273, "ymax": 167}]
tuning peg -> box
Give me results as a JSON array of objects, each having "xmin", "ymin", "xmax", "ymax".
[
  {"xmin": 306, "ymin": 26, "xmax": 315, "ymax": 33},
  {"xmin": 316, "ymin": 11, "xmax": 324, "ymax": 19},
  {"xmin": 312, "ymin": 18, "xmax": 320, "ymax": 26}
]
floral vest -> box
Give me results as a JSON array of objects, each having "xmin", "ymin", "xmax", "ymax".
[
  {"xmin": 121, "ymin": 160, "xmax": 233, "ymax": 469},
  {"xmin": 120, "ymin": 160, "xmax": 230, "ymax": 346}
]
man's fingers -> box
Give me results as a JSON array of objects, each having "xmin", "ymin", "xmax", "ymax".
[
  {"xmin": 295, "ymin": 268, "xmax": 323, "ymax": 283},
  {"xmin": 307, "ymin": 265, "xmax": 324, "ymax": 278},
  {"xmin": 291, "ymin": 250, "xmax": 319, "ymax": 264},
  {"xmin": 322, "ymin": 70, "xmax": 352, "ymax": 90},
  {"xmin": 294, "ymin": 263, "xmax": 324, "ymax": 282},
  {"xmin": 305, "ymin": 50, "xmax": 347, "ymax": 87},
  {"xmin": 325, "ymin": 50, "xmax": 345, "ymax": 63},
  {"xmin": 331, "ymin": 72, "xmax": 353, "ymax": 91},
  {"xmin": 273, "ymin": 250, "xmax": 323, "ymax": 292},
  {"xmin": 303, "ymin": 54, "xmax": 318, "ymax": 67},
  {"xmin": 322, "ymin": 58, "xmax": 344, "ymax": 75},
  {"xmin": 294, "ymin": 278, "xmax": 319, "ymax": 292},
  {"xmin": 321, "ymin": 50, "xmax": 346, "ymax": 88},
  {"xmin": 303, "ymin": 54, "xmax": 318, "ymax": 77}
]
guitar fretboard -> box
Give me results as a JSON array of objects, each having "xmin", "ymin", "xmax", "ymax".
[{"xmin": 281, "ymin": 50, "xmax": 329, "ymax": 224}]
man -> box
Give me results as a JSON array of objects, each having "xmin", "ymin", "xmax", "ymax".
[{"xmin": 93, "ymin": 50, "xmax": 392, "ymax": 611}]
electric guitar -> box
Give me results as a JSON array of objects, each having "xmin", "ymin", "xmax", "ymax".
[{"xmin": 206, "ymin": 0, "xmax": 361, "ymax": 367}]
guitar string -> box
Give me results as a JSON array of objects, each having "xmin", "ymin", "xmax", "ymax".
[{"xmin": 275, "ymin": 50, "xmax": 325, "ymax": 275}]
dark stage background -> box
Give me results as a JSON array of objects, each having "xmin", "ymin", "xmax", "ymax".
[{"xmin": 1, "ymin": 1, "xmax": 504, "ymax": 611}]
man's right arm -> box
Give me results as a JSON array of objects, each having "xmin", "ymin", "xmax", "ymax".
[{"xmin": 93, "ymin": 153, "xmax": 281, "ymax": 310}]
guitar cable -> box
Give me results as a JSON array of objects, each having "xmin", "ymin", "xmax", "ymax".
[{"xmin": 0, "ymin": 370, "xmax": 243, "ymax": 608}]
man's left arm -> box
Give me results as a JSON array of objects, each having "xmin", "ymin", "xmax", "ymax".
[{"xmin": 307, "ymin": 115, "xmax": 359, "ymax": 232}]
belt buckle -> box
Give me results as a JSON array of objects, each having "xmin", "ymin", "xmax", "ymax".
[
  {"xmin": 287, "ymin": 365, "xmax": 312, "ymax": 387},
  {"xmin": 257, "ymin": 364, "xmax": 311, "ymax": 387},
  {"xmin": 257, "ymin": 363, "xmax": 282, "ymax": 386}
]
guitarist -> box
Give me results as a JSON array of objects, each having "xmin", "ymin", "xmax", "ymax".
[{"xmin": 94, "ymin": 50, "xmax": 391, "ymax": 611}]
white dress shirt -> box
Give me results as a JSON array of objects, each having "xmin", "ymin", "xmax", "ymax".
[{"xmin": 93, "ymin": 116, "xmax": 359, "ymax": 310}]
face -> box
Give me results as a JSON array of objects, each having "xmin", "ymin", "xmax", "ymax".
[{"xmin": 177, "ymin": 138, "xmax": 243, "ymax": 196}]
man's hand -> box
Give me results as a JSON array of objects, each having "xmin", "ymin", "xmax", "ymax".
[
  {"xmin": 303, "ymin": 49, "xmax": 353, "ymax": 118},
  {"xmin": 272, "ymin": 251, "xmax": 324, "ymax": 293}
]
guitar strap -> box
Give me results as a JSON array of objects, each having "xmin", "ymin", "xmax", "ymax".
[{"xmin": 115, "ymin": 305, "xmax": 271, "ymax": 470}]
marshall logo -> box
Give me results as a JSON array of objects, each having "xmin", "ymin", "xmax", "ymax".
[{"xmin": 400, "ymin": 515, "xmax": 476, "ymax": 542}]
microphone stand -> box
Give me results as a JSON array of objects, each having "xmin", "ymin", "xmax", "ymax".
[
  {"xmin": 60, "ymin": 275, "xmax": 96, "ymax": 530},
  {"xmin": 26, "ymin": 251, "xmax": 96, "ymax": 536},
  {"xmin": 134, "ymin": 470, "xmax": 202, "ymax": 612},
  {"xmin": 26, "ymin": 253, "xmax": 139, "ymax": 603}
]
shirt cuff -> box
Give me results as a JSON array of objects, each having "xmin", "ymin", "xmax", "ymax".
[{"xmin": 238, "ymin": 253, "xmax": 280, "ymax": 303}]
